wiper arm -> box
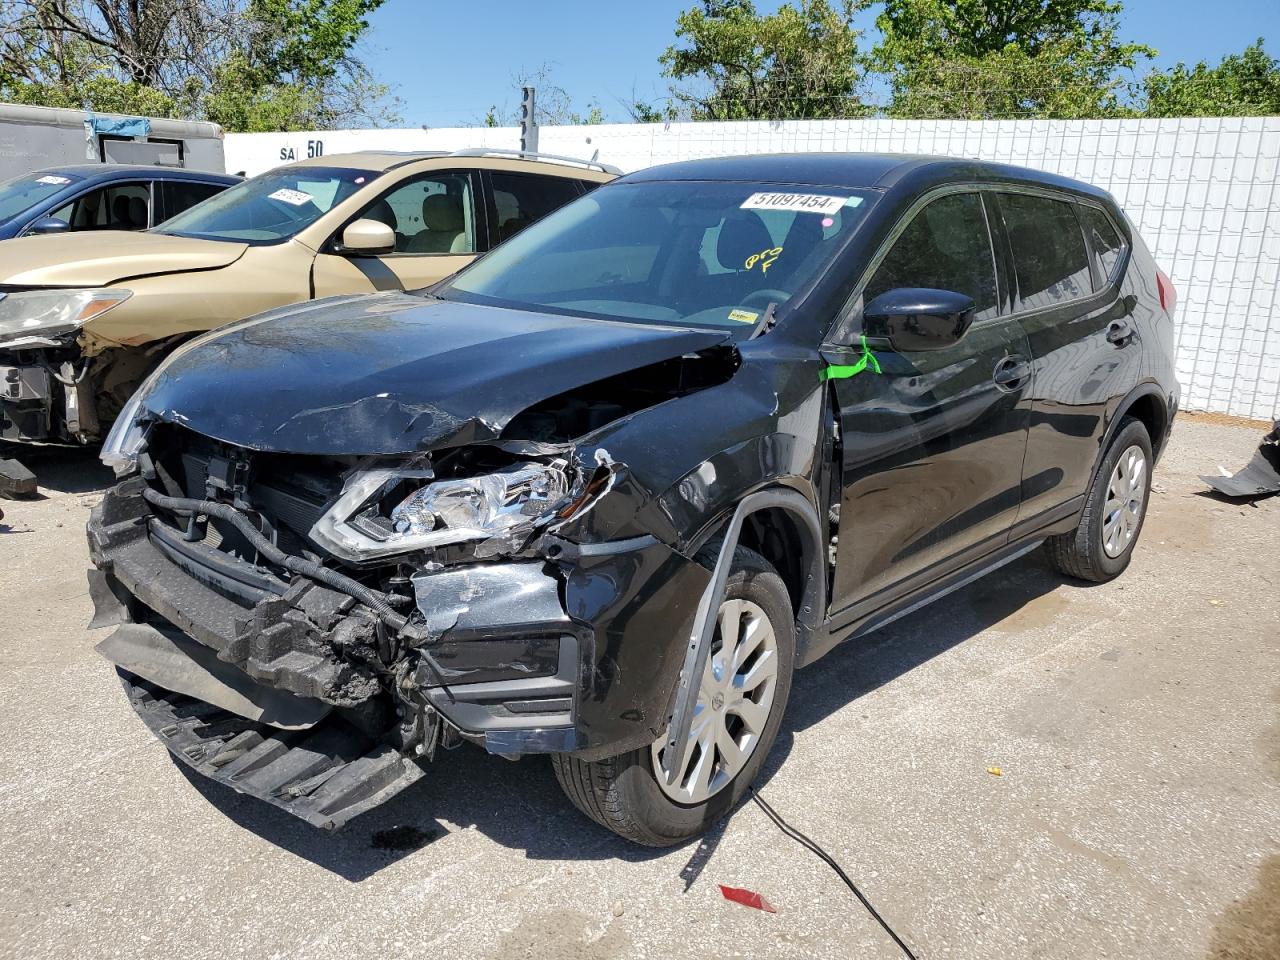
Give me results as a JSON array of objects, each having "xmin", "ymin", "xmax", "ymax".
[{"xmin": 748, "ymin": 302, "xmax": 778, "ymax": 340}]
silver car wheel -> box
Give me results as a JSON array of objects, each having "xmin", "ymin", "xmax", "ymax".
[
  {"xmin": 651, "ymin": 598, "xmax": 780, "ymax": 804},
  {"xmin": 1102, "ymin": 444, "xmax": 1148, "ymax": 558}
]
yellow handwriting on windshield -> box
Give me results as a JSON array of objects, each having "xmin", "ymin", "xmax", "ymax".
[{"xmin": 744, "ymin": 246, "xmax": 783, "ymax": 274}]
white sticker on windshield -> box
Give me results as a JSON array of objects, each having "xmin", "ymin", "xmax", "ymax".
[
  {"xmin": 36, "ymin": 175, "xmax": 72, "ymax": 186},
  {"xmin": 268, "ymin": 188, "xmax": 314, "ymax": 206},
  {"xmin": 741, "ymin": 192, "xmax": 850, "ymax": 215}
]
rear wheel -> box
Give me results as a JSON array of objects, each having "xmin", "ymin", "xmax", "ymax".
[
  {"xmin": 1045, "ymin": 417, "xmax": 1153, "ymax": 582},
  {"xmin": 552, "ymin": 546, "xmax": 794, "ymax": 846}
]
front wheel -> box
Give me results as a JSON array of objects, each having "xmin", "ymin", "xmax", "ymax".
[{"xmin": 552, "ymin": 546, "xmax": 795, "ymax": 846}]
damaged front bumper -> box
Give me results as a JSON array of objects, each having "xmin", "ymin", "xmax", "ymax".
[{"xmin": 88, "ymin": 477, "xmax": 708, "ymax": 828}]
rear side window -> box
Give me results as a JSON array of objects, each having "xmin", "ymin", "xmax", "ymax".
[
  {"xmin": 864, "ymin": 192, "xmax": 999, "ymax": 320},
  {"xmin": 490, "ymin": 172, "xmax": 581, "ymax": 243},
  {"xmin": 1000, "ymin": 193, "xmax": 1093, "ymax": 310},
  {"xmin": 159, "ymin": 181, "xmax": 226, "ymax": 221},
  {"xmin": 1079, "ymin": 204, "xmax": 1127, "ymax": 284}
]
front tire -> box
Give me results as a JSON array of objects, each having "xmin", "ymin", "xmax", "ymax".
[
  {"xmin": 552, "ymin": 546, "xmax": 795, "ymax": 846},
  {"xmin": 1045, "ymin": 416, "xmax": 1153, "ymax": 583}
]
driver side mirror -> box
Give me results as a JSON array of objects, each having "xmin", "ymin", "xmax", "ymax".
[
  {"xmin": 863, "ymin": 287, "xmax": 976, "ymax": 352},
  {"xmin": 27, "ymin": 216, "xmax": 70, "ymax": 236},
  {"xmin": 339, "ymin": 218, "xmax": 395, "ymax": 257}
]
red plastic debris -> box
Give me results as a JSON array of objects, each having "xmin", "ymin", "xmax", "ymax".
[{"xmin": 719, "ymin": 884, "xmax": 777, "ymax": 913}]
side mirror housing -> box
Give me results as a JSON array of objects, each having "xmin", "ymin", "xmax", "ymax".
[
  {"xmin": 339, "ymin": 218, "xmax": 395, "ymax": 256},
  {"xmin": 27, "ymin": 216, "xmax": 70, "ymax": 236},
  {"xmin": 863, "ymin": 287, "xmax": 976, "ymax": 352}
]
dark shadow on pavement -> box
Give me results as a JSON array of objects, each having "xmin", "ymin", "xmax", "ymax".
[
  {"xmin": 173, "ymin": 550, "xmax": 1081, "ymax": 881},
  {"xmin": 0, "ymin": 443, "xmax": 113, "ymax": 496}
]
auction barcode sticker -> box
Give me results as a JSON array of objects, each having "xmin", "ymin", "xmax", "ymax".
[
  {"xmin": 741, "ymin": 192, "xmax": 849, "ymax": 215},
  {"xmin": 268, "ymin": 188, "xmax": 315, "ymax": 206},
  {"xmin": 36, "ymin": 175, "xmax": 72, "ymax": 186}
]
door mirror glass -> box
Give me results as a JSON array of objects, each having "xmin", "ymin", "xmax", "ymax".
[
  {"xmin": 340, "ymin": 218, "xmax": 395, "ymax": 256},
  {"xmin": 863, "ymin": 287, "xmax": 976, "ymax": 351},
  {"xmin": 27, "ymin": 216, "xmax": 70, "ymax": 235}
]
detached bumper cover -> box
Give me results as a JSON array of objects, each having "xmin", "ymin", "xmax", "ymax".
[{"xmin": 118, "ymin": 669, "xmax": 425, "ymax": 829}]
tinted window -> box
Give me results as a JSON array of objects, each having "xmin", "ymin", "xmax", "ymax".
[
  {"xmin": 0, "ymin": 171, "xmax": 85, "ymax": 222},
  {"xmin": 51, "ymin": 182, "xmax": 150, "ymax": 230},
  {"xmin": 159, "ymin": 180, "xmax": 227, "ymax": 221},
  {"xmin": 1079, "ymin": 204, "xmax": 1127, "ymax": 283},
  {"xmin": 864, "ymin": 192, "xmax": 998, "ymax": 320},
  {"xmin": 1000, "ymin": 193, "xmax": 1093, "ymax": 309},
  {"xmin": 157, "ymin": 166, "xmax": 375, "ymax": 243},
  {"xmin": 363, "ymin": 174, "xmax": 476, "ymax": 254},
  {"xmin": 490, "ymin": 172, "xmax": 581, "ymax": 242},
  {"xmin": 442, "ymin": 180, "xmax": 875, "ymax": 330}
]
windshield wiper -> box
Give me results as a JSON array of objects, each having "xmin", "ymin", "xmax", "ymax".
[{"xmin": 748, "ymin": 302, "xmax": 778, "ymax": 340}]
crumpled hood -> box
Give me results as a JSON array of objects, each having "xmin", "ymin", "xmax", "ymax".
[
  {"xmin": 136, "ymin": 292, "xmax": 733, "ymax": 455},
  {"xmin": 0, "ymin": 231, "xmax": 246, "ymax": 286}
]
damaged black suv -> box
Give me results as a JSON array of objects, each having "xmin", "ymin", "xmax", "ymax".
[{"xmin": 87, "ymin": 154, "xmax": 1178, "ymax": 845}]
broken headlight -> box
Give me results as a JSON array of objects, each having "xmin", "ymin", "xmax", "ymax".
[
  {"xmin": 0, "ymin": 288, "xmax": 132, "ymax": 346},
  {"xmin": 99, "ymin": 393, "xmax": 149, "ymax": 476},
  {"xmin": 310, "ymin": 460, "xmax": 576, "ymax": 563}
]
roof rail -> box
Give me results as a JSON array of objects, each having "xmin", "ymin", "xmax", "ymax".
[{"xmin": 448, "ymin": 147, "xmax": 622, "ymax": 176}]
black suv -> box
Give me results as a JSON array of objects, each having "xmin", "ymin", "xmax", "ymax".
[{"xmin": 88, "ymin": 154, "xmax": 1178, "ymax": 845}]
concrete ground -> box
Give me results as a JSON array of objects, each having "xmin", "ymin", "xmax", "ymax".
[{"xmin": 0, "ymin": 416, "xmax": 1276, "ymax": 960}]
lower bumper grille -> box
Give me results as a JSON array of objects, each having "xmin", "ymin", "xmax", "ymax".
[{"xmin": 119, "ymin": 669, "xmax": 426, "ymax": 829}]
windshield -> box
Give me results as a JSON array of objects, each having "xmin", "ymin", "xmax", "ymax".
[
  {"xmin": 156, "ymin": 166, "xmax": 378, "ymax": 243},
  {"xmin": 0, "ymin": 170, "xmax": 84, "ymax": 222},
  {"xmin": 438, "ymin": 180, "xmax": 875, "ymax": 329}
]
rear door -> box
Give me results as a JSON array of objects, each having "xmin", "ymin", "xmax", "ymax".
[
  {"xmin": 994, "ymin": 191, "xmax": 1141, "ymax": 533},
  {"xmin": 311, "ymin": 170, "xmax": 482, "ymax": 295},
  {"xmin": 827, "ymin": 189, "xmax": 1032, "ymax": 617}
]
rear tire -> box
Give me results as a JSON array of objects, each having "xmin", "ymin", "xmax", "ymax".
[
  {"xmin": 1045, "ymin": 417, "xmax": 1153, "ymax": 583},
  {"xmin": 552, "ymin": 546, "xmax": 794, "ymax": 846}
]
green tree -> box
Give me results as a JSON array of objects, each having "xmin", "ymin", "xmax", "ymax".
[
  {"xmin": 1144, "ymin": 39, "xmax": 1280, "ymax": 117},
  {"xmin": 659, "ymin": 0, "xmax": 872, "ymax": 120},
  {"xmin": 874, "ymin": 0, "xmax": 1154, "ymax": 119},
  {"xmin": 0, "ymin": 0, "xmax": 398, "ymax": 131}
]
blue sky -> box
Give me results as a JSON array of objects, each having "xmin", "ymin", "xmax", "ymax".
[{"xmin": 361, "ymin": 0, "xmax": 1280, "ymax": 127}]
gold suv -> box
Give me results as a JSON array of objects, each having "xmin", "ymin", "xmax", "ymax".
[{"xmin": 0, "ymin": 150, "xmax": 616, "ymax": 446}]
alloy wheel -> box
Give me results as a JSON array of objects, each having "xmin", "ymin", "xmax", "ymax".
[
  {"xmin": 651, "ymin": 597, "xmax": 779, "ymax": 804},
  {"xmin": 1102, "ymin": 444, "xmax": 1148, "ymax": 558}
]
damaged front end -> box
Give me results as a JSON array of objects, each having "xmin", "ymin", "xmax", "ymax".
[
  {"xmin": 0, "ymin": 287, "xmax": 142, "ymax": 444},
  {"xmin": 89, "ymin": 419, "xmax": 707, "ymax": 828}
]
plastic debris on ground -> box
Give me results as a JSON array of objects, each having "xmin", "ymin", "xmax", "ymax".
[
  {"xmin": 719, "ymin": 885, "xmax": 777, "ymax": 913},
  {"xmin": 1201, "ymin": 420, "xmax": 1280, "ymax": 499}
]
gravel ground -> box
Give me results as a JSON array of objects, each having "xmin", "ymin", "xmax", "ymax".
[{"xmin": 0, "ymin": 415, "xmax": 1276, "ymax": 960}]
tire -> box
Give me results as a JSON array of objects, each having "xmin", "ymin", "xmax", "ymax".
[
  {"xmin": 552, "ymin": 545, "xmax": 795, "ymax": 847},
  {"xmin": 1045, "ymin": 416, "xmax": 1153, "ymax": 583}
]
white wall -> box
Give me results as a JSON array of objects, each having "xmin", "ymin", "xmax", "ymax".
[{"xmin": 227, "ymin": 117, "xmax": 1280, "ymax": 421}]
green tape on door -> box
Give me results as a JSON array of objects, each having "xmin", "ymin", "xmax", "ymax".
[{"xmin": 821, "ymin": 336, "xmax": 882, "ymax": 381}]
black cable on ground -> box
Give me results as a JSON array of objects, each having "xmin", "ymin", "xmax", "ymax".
[{"xmin": 750, "ymin": 789, "xmax": 920, "ymax": 960}]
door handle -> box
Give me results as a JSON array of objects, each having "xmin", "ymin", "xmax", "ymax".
[
  {"xmin": 1106, "ymin": 319, "xmax": 1135, "ymax": 344},
  {"xmin": 993, "ymin": 355, "xmax": 1031, "ymax": 390}
]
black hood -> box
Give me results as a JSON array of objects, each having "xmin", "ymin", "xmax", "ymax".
[{"xmin": 136, "ymin": 293, "xmax": 732, "ymax": 455}]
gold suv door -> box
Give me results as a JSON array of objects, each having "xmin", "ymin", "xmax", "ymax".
[{"xmin": 311, "ymin": 170, "xmax": 481, "ymax": 296}]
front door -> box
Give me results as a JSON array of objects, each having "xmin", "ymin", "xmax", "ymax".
[
  {"xmin": 827, "ymin": 190, "xmax": 1032, "ymax": 618},
  {"xmin": 311, "ymin": 171, "xmax": 481, "ymax": 296}
]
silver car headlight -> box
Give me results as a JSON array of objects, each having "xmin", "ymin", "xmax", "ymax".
[
  {"xmin": 0, "ymin": 288, "xmax": 132, "ymax": 345},
  {"xmin": 309, "ymin": 460, "xmax": 576, "ymax": 563}
]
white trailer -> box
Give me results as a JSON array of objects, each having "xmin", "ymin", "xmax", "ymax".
[{"xmin": 0, "ymin": 103, "xmax": 225, "ymax": 179}]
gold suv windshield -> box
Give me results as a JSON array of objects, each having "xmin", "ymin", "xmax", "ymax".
[{"xmin": 156, "ymin": 166, "xmax": 379, "ymax": 244}]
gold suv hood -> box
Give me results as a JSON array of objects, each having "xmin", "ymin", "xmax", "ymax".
[{"xmin": 0, "ymin": 231, "xmax": 248, "ymax": 287}]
